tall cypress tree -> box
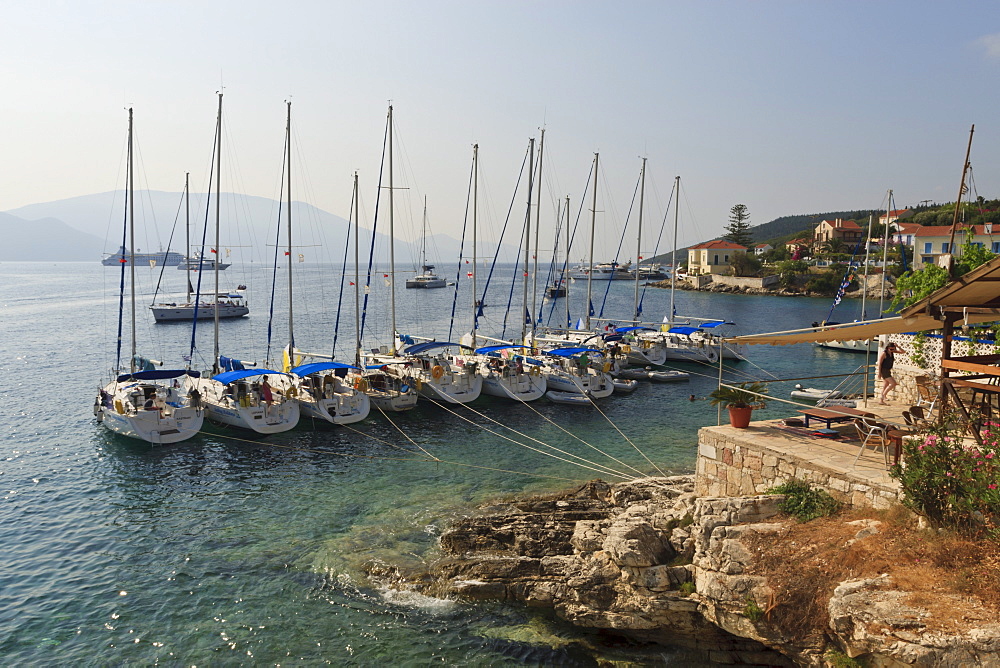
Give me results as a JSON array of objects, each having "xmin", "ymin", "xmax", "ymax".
[{"xmin": 724, "ymin": 204, "xmax": 753, "ymax": 248}]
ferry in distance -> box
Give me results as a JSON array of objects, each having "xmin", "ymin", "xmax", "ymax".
[{"xmin": 101, "ymin": 246, "xmax": 184, "ymax": 266}]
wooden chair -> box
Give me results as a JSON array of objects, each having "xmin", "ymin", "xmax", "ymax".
[
  {"xmin": 903, "ymin": 405, "xmax": 933, "ymax": 430},
  {"xmin": 852, "ymin": 416, "xmax": 890, "ymax": 468}
]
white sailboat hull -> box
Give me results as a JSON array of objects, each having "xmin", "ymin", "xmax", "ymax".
[
  {"xmin": 190, "ymin": 378, "xmax": 299, "ymax": 434},
  {"xmin": 414, "ymin": 372, "xmax": 483, "ymax": 404},
  {"xmin": 543, "ymin": 368, "xmax": 614, "ymax": 398},
  {"xmin": 480, "ymin": 371, "xmax": 547, "ymax": 402},
  {"xmin": 96, "ymin": 383, "xmax": 204, "ymax": 444},
  {"xmin": 151, "ymin": 303, "xmax": 249, "ymax": 322}
]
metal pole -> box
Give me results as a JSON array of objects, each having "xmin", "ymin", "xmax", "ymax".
[
  {"xmin": 128, "ymin": 108, "xmax": 136, "ymax": 372},
  {"xmin": 521, "ymin": 138, "xmax": 535, "ymax": 344},
  {"xmin": 388, "ymin": 104, "xmax": 397, "ymax": 354},
  {"xmin": 471, "ymin": 144, "xmax": 478, "ymax": 349},
  {"xmin": 286, "ymin": 101, "xmax": 294, "ymax": 355},
  {"xmin": 531, "ymin": 129, "xmax": 544, "ymax": 340},
  {"xmin": 669, "ymin": 175, "xmax": 680, "ymax": 324},
  {"xmin": 353, "ymin": 172, "xmax": 361, "ymax": 367},
  {"xmin": 586, "ymin": 153, "xmax": 598, "ymax": 330},
  {"xmin": 634, "ymin": 158, "xmax": 646, "ymax": 322},
  {"xmin": 213, "ymin": 92, "xmax": 222, "ymax": 373}
]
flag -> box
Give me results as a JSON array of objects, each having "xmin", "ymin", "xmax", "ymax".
[
  {"xmin": 119, "ymin": 258, "xmax": 127, "ymax": 263},
  {"xmin": 349, "ymin": 281, "xmax": 355, "ymax": 286},
  {"xmin": 284, "ymin": 251, "xmax": 290, "ymax": 256},
  {"xmin": 588, "ymin": 300, "xmax": 595, "ymax": 317},
  {"xmin": 211, "ymin": 248, "xmax": 218, "ymax": 254},
  {"xmin": 383, "ymin": 274, "xmax": 389, "ymax": 278},
  {"xmin": 467, "ymin": 272, "xmax": 473, "ymax": 278},
  {"xmin": 575, "ymin": 318, "xmax": 585, "ymax": 330}
]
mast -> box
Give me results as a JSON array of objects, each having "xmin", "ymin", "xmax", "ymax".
[
  {"xmin": 947, "ymin": 124, "xmax": 975, "ymax": 275},
  {"xmin": 878, "ymin": 189, "xmax": 891, "ymax": 317},
  {"xmin": 586, "ymin": 153, "xmax": 598, "ymax": 331},
  {"xmin": 128, "ymin": 107, "xmax": 136, "ymax": 373},
  {"xmin": 471, "ymin": 143, "xmax": 479, "ymax": 349},
  {"xmin": 286, "ymin": 100, "xmax": 294, "ymax": 354},
  {"xmin": 633, "ymin": 158, "xmax": 646, "ymax": 323},
  {"xmin": 388, "ymin": 104, "xmax": 397, "ymax": 354},
  {"xmin": 420, "ymin": 195, "xmax": 428, "ymax": 271},
  {"xmin": 213, "ymin": 92, "xmax": 222, "ymax": 374},
  {"xmin": 521, "ymin": 138, "xmax": 535, "ymax": 344},
  {"xmin": 353, "ymin": 172, "xmax": 361, "ymax": 367},
  {"xmin": 185, "ymin": 172, "xmax": 191, "ymax": 303},
  {"xmin": 669, "ymin": 175, "xmax": 680, "ymax": 324},
  {"xmin": 564, "ymin": 195, "xmax": 571, "ymax": 329},
  {"xmin": 860, "ymin": 213, "xmax": 873, "ymax": 320},
  {"xmin": 531, "ymin": 128, "xmax": 544, "ymax": 340}
]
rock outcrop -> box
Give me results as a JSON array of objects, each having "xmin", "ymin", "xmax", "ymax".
[{"xmin": 385, "ymin": 476, "xmax": 1000, "ymax": 667}]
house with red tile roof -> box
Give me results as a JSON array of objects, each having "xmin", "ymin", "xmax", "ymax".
[
  {"xmin": 914, "ymin": 225, "xmax": 1000, "ymax": 268},
  {"xmin": 814, "ymin": 218, "xmax": 864, "ymax": 248},
  {"xmin": 687, "ymin": 239, "xmax": 748, "ymax": 276},
  {"xmin": 879, "ymin": 209, "xmax": 913, "ymax": 226},
  {"xmin": 753, "ymin": 243, "xmax": 773, "ymax": 256}
]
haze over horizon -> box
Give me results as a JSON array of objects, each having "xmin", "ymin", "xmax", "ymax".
[{"xmin": 3, "ymin": 1, "xmax": 999, "ymax": 254}]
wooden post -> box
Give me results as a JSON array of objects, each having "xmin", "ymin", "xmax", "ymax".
[{"xmin": 939, "ymin": 313, "xmax": 959, "ymax": 414}]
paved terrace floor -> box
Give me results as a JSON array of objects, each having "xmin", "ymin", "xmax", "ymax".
[{"xmin": 706, "ymin": 401, "xmax": 910, "ymax": 493}]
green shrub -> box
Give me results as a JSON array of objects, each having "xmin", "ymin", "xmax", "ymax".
[
  {"xmin": 825, "ymin": 648, "xmax": 862, "ymax": 667},
  {"xmin": 768, "ymin": 479, "xmax": 840, "ymax": 522},
  {"xmin": 678, "ymin": 581, "xmax": 696, "ymax": 595},
  {"xmin": 743, "ymin": 595, "xmax": 764, "ymax": 622}
]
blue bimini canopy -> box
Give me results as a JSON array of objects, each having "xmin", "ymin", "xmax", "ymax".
[
  {"xmin": 543, "ymin": 347, "xmax": 604, "ymax": 358},
  {"xmin": 474, "ymin": 344, "xmax": 532, "ymax": 355},
  {"xmin": 403, "ymin": 341, "xmax": 463, "ymax": 355},
  {"xmin": 615, "ymin": 326, "xmax": 657, "ymax": 334},
  {"xmin": 212, "ymin": 369, "xmax": 287, "ymax": 385},
  {"xmin": 698, "ymin": 321, "xmax": 733, "ymax": 329},
  {"xmin": 116, "ymin": 369, "xmax": 201, "ymax": 383},
  {"xmin": 667, "ymin": 326, "xmax": 700, "ymax": 336},
  {"xmin": 291, "ymin": 362, "xmax": 359, "ymax": 376}
]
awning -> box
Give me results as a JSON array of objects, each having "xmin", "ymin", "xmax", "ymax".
[
  {"xmin": 474, "ymin": 345, "xmax": 531, "ymax": 354},
  {"xmin": 727, "ymin": 313, "xmax": 998, "ymax": 346},
  {"xmin": 212, "ymin": 369, "xmax": 287, "ymax": 384},
  {"xmin": 403, "ymin": 341, "xmax": 464, "ymax": 355},
  {"xmin": 291, "ymin": 362, "xmax": 358, "ymax": 376},
  {"xmin": 543, "ymin": 347, "xmax": 604, "ymax": 357},
  {"xmin": 116, "ymin": 369, "xmax": 200, "ymax": 382}
]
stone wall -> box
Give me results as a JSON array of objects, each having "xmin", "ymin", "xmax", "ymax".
[
  {"xmin": 695, "ymin": 426, "xmax": 901, "ymax": 509},
  {"xmin": 708, "ymin": 274, "xmax": 780, "ymax": 289}
]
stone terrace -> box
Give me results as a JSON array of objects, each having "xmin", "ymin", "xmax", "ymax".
[{"xmin": 695, "ymin": 404, "xmax": 908, "ymax": 509}]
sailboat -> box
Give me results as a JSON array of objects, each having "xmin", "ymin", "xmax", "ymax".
[
  {"xmin": 366, "ymin": 104, "xmax": 482, "ymax": 404},
  {"xmin": 405, "ymin": 198, "xmax": 447, "ymax": 289},
  {"xmin": 265, "ymin": 102, "xmax": 370, "ymax": 425},
  {"xmin": 185, "ymin": 93, "xmax": 300, "ymax": 434},
  {"xmin": 149, "ymin": 173, "xmax": 249, "ymax": 323},
  {"xmin": 459, "ymin": 143, "xmax": 546, "ymax": 401},
  {"xmin": 94, "ymin": 108, "xmax": 204, "ymax": 445}
]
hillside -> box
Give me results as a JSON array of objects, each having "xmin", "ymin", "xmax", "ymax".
[
  {"xmin": 643, "ymin": 209, "xmax": 875, "ymax": 264},
  {"xmin": 0, "ymin": 212, "xmax": 104, "ymax": 261}
]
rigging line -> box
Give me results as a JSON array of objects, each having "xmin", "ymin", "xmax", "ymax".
[
  {"xmin": 338, "ymin": 421, "xmax": 437, "ymax": 458},
  {"xmin": 149, "ymin": 188, "xmax": 186, "ymax": 303},
  {"xmin": 418, "ymin": 395, "xmax": 637, "ymax": 481},
  {"xmin": 438, "ymin": 388, "xmax": 645, "ymax": 479},
  {"xmin": 492, "ymin": 384, "xmax": 652, "ymax": 478},
  {"xmin": 423, "ymin": 459, "xmax": 583, "ymax": 483},
  {"xmin": 189, "ymin": 115, "xmax": 219, "ymax": 363},
  {"xmin": 368, "ymin": 400, "xmax": 441, "ymax": 461},
  {"xmin": 638, "ymin": 180, "xmax": 677, "ymax": 316},
  {"xmin": 331, "ymin": 182, "xmax": 354, "ymax": 359},
  {"xmin": 447, "ymin": 155, "xmax": 476, "ymax": 342},
  {"xmin": 598, "ymin": 167, "xmax": 641, "ymax": 318},
  {"xmin": 265, "ymin": 134, "xmax": 289, "ymax": 366},
  {"xmin": 359, "ymin": 115, "xmax": 389, "ymax": 344},
  {"xmin": 582, "ymin": 391, "xmax": 669, "ymax": 478}
]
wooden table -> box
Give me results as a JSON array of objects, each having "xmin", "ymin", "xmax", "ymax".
[
  {"xmin": 797, "ymin": 406, "xmax": 873, "ymax": 429},
  {"xmin": 886, "ymin": 429, "xmax": 916, "ymax": 466}
]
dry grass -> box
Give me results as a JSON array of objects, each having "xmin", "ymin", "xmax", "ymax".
[{"xmin": 742, "ymin": 507, "xmax": 1000, "ymax": 642}]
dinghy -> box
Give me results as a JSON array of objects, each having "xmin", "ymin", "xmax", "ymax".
[
  {"xmin": 648, "ymin": 370, "xmax": 690, "ymax": 382},
  {"xmin": 790, "ymin": 384, "xmax": 842, "ymax": 400},
  {"xmin": 546, "ymin": 390, "xmax": 593, "ymax": 406},
  {"xmin": 612, "ymin": 378, "xmax": 639, "ymax": 393}
]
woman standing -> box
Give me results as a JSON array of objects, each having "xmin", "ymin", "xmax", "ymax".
[{"xmin": 878, "ymin": 342, "xmax": 902, "ymax": 405}]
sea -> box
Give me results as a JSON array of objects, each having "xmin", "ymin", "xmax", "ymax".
[{"xmin": 0, "ymin": 261, "xmax": 874, "ymax": 665}]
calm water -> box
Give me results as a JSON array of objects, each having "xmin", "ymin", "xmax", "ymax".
[{"xmin": 0, "ymin": 262, "xmax": 865, "ymax": 664}]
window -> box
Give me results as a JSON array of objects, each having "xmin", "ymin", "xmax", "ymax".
[
  {"xmin": 724, "ymin": 255, "xmax": 730, "ymax": 263},
  {"xmin": 942, "ymin": 243, "xmax": 950, "ymax": 253},
  {"xmin": 713, "ymin": 254, "xmax": 719, "ymax": 265},
  {"xmin": 924, "ymin": 242, "xmax": 932, "ymax": 253},
  {"xmin": 992, "ymin": 242, "xmax": 1000, "ymax": 253}
]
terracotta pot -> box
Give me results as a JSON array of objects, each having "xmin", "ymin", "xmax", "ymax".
[{"xmin": 728, "ymin": 406, "xmax": 753, "ymax": 429}]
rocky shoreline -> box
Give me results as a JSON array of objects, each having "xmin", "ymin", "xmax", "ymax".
[
  {"xmin": 377, "ymin": 476, "xmax": 1000, "ymax": 667},
  {"xmin": 651, "ymin": 273, "xmax": 895, "ymax": 300}
]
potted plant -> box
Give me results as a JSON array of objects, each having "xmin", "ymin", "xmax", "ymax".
[{"xmin": 709, "ymin": 382, "xmax": 769, "ymax": 428}]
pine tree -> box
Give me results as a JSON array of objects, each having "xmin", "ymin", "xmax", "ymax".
[{"xmin": 724, "ymin": 204, "xmax": 753, "ymax": 248}]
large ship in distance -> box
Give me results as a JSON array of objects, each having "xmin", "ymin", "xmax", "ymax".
[{"xmin": 101, "ymin": 246, "xmax": 184, "ymax": 266}]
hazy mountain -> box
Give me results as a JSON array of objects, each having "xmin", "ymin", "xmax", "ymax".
[
  {"xmin": 0, "ymin": 211, "xmax": 105, "ymax": 261},
  {"xmin": 4, "ymin": 191, "xmax": 514, "ymax": 265}
]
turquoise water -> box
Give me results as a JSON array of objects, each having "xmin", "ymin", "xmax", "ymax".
[{"xmin": 0, "ymin": 262, "xmax": 862, "ymax": 664}]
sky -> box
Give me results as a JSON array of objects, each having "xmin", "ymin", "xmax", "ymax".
[{"xmin": 3, "ymin": 0, "xmax": 1000, "ymax": 255}]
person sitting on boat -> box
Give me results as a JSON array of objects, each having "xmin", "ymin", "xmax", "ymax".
[
  {"xmin": 576, "ymin": 352, "xmax": 590, "ymax": 373},
  {"xmin": 188, "ymin": 386, "xmax": 202, "ymax": 409}
]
